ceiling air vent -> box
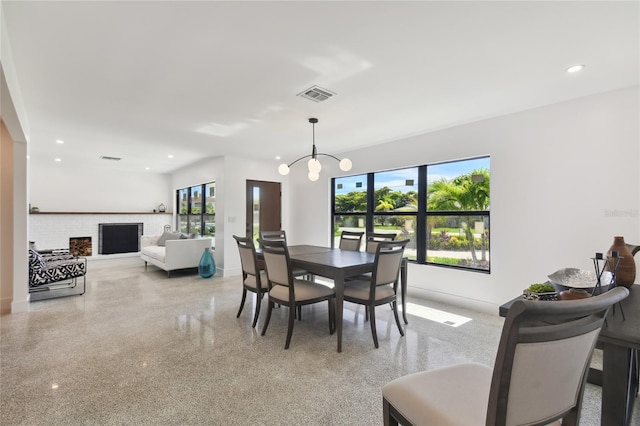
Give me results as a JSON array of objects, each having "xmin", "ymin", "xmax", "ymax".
[
  {"xmin": 297, "ymin": 85, "xmax": 336, "ymax": 103},
  {"xmin": 99, "ymin": 155, "xmax": 122, "ymax": 161}
]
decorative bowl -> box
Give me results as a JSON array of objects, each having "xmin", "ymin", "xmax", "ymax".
[{"xmin": 547, "ymin": 268, "xmax": 613, "ymax": 294}]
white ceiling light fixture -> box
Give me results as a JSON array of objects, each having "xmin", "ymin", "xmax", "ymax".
[
  {"xmin": 278, "ymin": 118, "xmax": 352, "ymax": 181},
  {"xmin": 55, "ymin": 139, "xmax": 64, "ymax": 144},
  {"xmin": 566, "ymin": 64, "xmax": 585, "ymax": 73}
]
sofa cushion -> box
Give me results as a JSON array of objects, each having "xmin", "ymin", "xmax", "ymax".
[
  {"xmin": 157, "ymin": 231, "xmax": 181, "ymax": 247},
  {"xmin": 141, "ymin": 245, "xmax": 166, "ymax": 263}
]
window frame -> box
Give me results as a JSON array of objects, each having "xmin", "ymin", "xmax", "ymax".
[
  {"xmin": 176, "ymin": 181, "xmax": 215, "ymax": 239},
  {"xmin": 331, "ymin": 157, "xmax": 490, "ymax": 273}
]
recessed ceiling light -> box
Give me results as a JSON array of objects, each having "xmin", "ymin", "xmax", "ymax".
[
  {"xmin": 168, "ymin": 154, "xmax": 174, "ymax": 159},
  {"xmin": 275, "ymin": 156, "xmax": 281, "ymax": 160},
  {"xmin": 54, "ymin": 158, "xmax": 62, "ymax": 162},
  {"xmin": 55, "ymin": 139, "xmax": 64, "ymax": 144},
  {"xmin": 566, "ymin": 64, "xmax": 585, "ymax": 73},
  {"xmin": 145, "ymin": 167, "xmax": 150, "ymax": 170}
]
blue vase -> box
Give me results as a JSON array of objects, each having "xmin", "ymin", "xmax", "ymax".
[{"xmin": 199, "ymin": 247, "xmax": 215, "ymax": 278}]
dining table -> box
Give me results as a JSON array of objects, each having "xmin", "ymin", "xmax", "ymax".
[
  {"xmin": 267, "ymin": 245, "xmax": 408, "ymax": 353},
  {"xmin": 499, "ymin": 285, "xmax": 639, "ymax": 425}
]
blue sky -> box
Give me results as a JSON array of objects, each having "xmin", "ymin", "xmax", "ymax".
[{"xmin": 335, "ymin": 157, "xmax": 489, "ymax": 195}]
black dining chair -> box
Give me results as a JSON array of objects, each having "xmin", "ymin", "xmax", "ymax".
[
  {"xmin": 258, "ymin": 238, "xmax": 335, "ymax": 350},
  {"xmin": 382, "ymin": 287, "xmax": 629, "ymax": 426}
]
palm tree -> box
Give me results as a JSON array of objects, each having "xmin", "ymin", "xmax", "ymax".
[{"xmin": 427, "ymin": 169, "xmax": 490, "ymax": 264}]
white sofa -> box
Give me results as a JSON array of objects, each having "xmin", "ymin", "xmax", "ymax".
[{"xmin": 140, "ymin": 233, "xmax": 213, "ymax": 277}]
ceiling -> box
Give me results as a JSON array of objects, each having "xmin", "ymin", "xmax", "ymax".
[{"xmin": 2, "ymin": 1, "xmax": 638, "ymax": 174}]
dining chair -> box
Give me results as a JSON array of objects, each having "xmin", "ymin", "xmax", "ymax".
[
  {"xmin": 259, "ymin": 230, "xmax": 288, "ymax": 243},
  {"xmin": 338, "ymin": 230, "xmax": 365, "ymax": 251},
  {"xmin": 258, "ymin": 238, "xmax": 335, "ymax": 349},
  {"xmin": 343, "ymin": 239, "xmax": 409, "ymax": 348},
  {"xmin": 382, "ymin": 286, "xmax": 629, "ymax": 426},
  {"xmin": 259, "ymin": 229, "xmax": 312, "ymax": 281},
  {"xmin": 365, "ymin": 231, "xmax": 398, "ymax": 254},
  {"xmin": 233, "ymin": 235, "xmax": 268, "ymax": 328}
]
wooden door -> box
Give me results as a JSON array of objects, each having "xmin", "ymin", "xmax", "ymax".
[{"xmin": 246, "ymin": 180, "xmax": 281, "ymax": 243}]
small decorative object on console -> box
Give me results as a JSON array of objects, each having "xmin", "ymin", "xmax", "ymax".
[
  {"xmin": 606, "ymin": 236, "xmax": 636, "ymax": 288},
  {"xmin": 547, "ymin": 267, "xmax": 612, "ymax": 293},
  {"xmin": 523, "ymin": 283, "xmax": 558, "ymax": 301},
  {"xmin": 158, "ymin": 203, "xmax": 167, "ymax": 213}
]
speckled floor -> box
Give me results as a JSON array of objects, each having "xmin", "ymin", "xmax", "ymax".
[{"xmin": 1, "ymin": 259, "xmax": 636, "ymax": 425}]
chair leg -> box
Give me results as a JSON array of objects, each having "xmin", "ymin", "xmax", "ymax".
[
  {"xmin": 236, "ymin": 288, "xmax": 247, "ymax": 318},
  {"xmin": 369, "ymin": 305, "xmax": 379, "ymax": 348},
  {"xmin": 297, "ymin": 305, "xmax": 302, "ymax": 321},
  {"xmin": 261, "ymin": 300, "xmax": 274, "ymax": 336},
  {"xmin": 251, "ymin": 292, "xmax": 262, "ymax": 328},
  {"xmin": 285, "ymin": 304, "xmax": 296, "ymax": 349},
  {"xmin": 383, "ymin": 398, "xmax": 399, "ymax": 426},
  {"xmin": 328, "ymin": 299, "xmax": 335, "ymax": 335},
  {"xmin": 392, "ymin": 301, "xmax": 404, "ymax": 337}
]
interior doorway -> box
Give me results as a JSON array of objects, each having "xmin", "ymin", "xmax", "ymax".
[{"xmin": 246, "ymin": 180, "xmax": 281, "ymax": 245}]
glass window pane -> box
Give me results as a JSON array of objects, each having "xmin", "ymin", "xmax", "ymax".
[
  {"xmin": 427, "ymin": 157, "xmax": 490, "ymax": 212},
  {"xmin": 333, "ymin": 215, "xmax": 366, "ymax": 249},
  {"xmin": 190, "ymin": 185, "xmax": 202, "ymax": 214},
  {"xmin": 189, "ymin": 215, "xmax": 202, "ymax": 235},
  {"xmin": 178, "ymin": 188, "xmax": 189, "ymax": 214},
  {"xmin": 374, "ymin": 168, "xmax": 418, "ymax": 213},
  {"xmin": 205, "ymin": 183, "xmax": 215, "ymax": 215},
  {"xmin": 334, "ymin": 174, "xmax": 368, "ymax": 213},
  {"xmin": 372, "ymin": 216, "xmax": 417, "ymax": 260},
  {"xmin": 426, "ymin": 214, "xmax": 490, "ymax": 270},
  {"xmin": 179, "ymin": 215, "xmax": 188, "ymax": 233},
  {"xmin": 203, "ymin": 214, "xmax": 215, "ymax": 237}
]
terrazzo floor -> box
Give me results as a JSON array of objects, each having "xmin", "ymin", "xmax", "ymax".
[{"xmin": 1, "ymin": 258, "xmax": 638, "ymax": 425}]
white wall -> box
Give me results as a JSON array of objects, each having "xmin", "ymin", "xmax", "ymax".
[
  {"xmin": 171, "ymin": 155, "xmax": 289, "ymax": 276},
  {"xmin": 290, "ymin": 87, "xmax": 640, "ymax": 314},
  {"xmin": 29, "ymin": 158, "xmax": 172, "ymax": 212}
]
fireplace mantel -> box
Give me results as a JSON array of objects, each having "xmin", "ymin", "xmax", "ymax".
[{"xmin": 30, "ymin": 212, "xmax": 172, "ymax": 215}]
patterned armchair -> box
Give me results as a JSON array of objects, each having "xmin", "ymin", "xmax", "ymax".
[{"xmin": 28, "ymin": 249, "xmax": 87, "ymax": 298}]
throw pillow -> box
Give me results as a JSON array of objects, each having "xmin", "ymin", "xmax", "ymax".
[
  {"xmin": 157, "ymin": 231, "xmax": 182, "ymax": 247},
  {"xmin": 28, "ymin": 249, "xmax": 46, "ymax": 270}
]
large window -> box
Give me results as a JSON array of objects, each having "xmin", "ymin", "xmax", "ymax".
[
  {"xmin": 427, "ymin": 159, "xmax": 490, "ymax": 271},
  {"xmin": 332, "ymin": 157, "xmax": 490, "ymax": 272},
  {"xmin": 177, "ymin": 181, "xmax": 216, "ymax": 243}
]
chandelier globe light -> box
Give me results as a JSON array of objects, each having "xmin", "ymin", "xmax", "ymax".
[{"xmin": 278, "ymin": 118, "xmax": 352, "ymax": 181}]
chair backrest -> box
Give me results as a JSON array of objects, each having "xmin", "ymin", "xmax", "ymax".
[
  {"xmin": 233, "ymin": 235, "xmax": 262, "ymax": 286},
  {"xmin": 339, "ymin": 230, "xmax": 365, "ymax": 251},
  {"xmin": 487, "ymin": 287, "xmax": 629, "ymax": 425},
  {"xmin": 257, "ymin": 238, "xmax": 293, "ymax": 288},
  {"xmin": 365, "ymin": 232, "xmax": 398, "ymax": 254},
  {"xmin": 371, "ymin": 239, "xmax": 409, "ymax": 287},
  {"xmin": 259, "ymin": 230, "xmax": 287, "ymax": 247}
]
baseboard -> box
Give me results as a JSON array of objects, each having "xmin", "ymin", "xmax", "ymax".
[{"xmin": 408, "ymin": 286, "xmax": 499, "ymax": 316}]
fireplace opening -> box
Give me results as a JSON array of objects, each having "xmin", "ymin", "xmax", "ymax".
[
  {"xmin": 99, "ymin": 223, "xmax": 143, "ymax": 255},
  {"xmin": 70, "ymin": 237, "xmax": 92, "ymax": 256}
]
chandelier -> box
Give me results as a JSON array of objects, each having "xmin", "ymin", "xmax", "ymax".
[{"xmin": 278, "ymin": 118, "xmax": 352, "ymax": 181}]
